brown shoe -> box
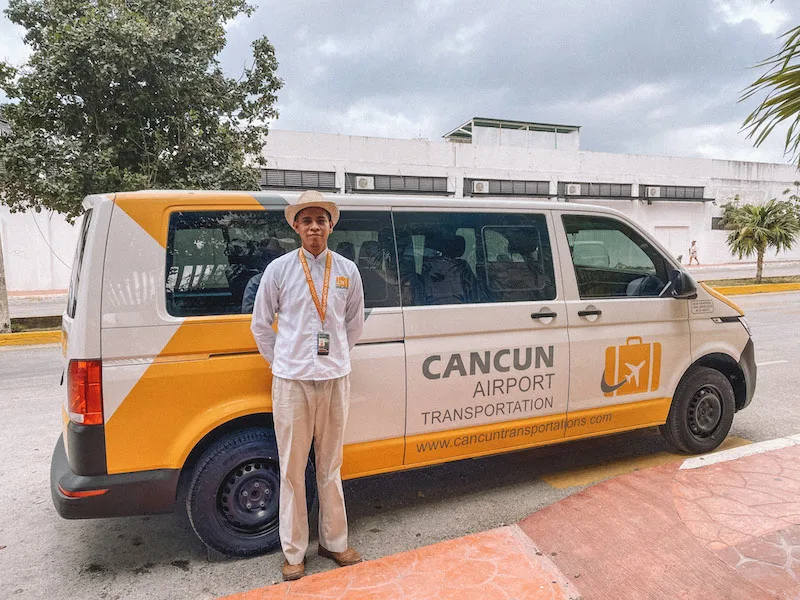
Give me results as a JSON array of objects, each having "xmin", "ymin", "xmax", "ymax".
[
  {"xmin": 282, "ymin": 559, "xmax": 305, "ymax": 581},
  {"xmin": 318, "ymin": 545, "xmax": 362, "ymax": 567}
]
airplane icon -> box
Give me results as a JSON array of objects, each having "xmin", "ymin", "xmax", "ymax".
[{"xmin": 624, "ymin": 360, "xmax": 646, "ymax": 387}]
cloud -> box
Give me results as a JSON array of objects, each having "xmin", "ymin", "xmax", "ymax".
[
  {"xmin": 712, "ymin": 0, "xmax": 791, "ymax": 35},
  {"xmin": 3, "ymin": 0, "xmax": 800, "ymax": 166}
]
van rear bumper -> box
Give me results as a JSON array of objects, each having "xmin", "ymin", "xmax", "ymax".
[{"xmin": 50, "ymin": 435, "xmax": 180, "ymax": 519}]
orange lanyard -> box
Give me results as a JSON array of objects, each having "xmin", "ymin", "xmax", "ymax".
[{"xmin": 298, "ymin": 249, "xmax": 332, "ymax": 327}]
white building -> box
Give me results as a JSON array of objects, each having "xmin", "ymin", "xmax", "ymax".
[{"xmin": 2, "ymin": 117, "xmax": 800, "ymax": 293}]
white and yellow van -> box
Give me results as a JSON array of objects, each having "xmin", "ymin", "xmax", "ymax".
[{"xmin": 51, "ymin": 190, "xmax": 756, "ymax": 557}]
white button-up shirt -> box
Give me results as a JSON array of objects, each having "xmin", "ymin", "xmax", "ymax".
[{"xmin": 251, "ymin": 247, "xmax": 365, "ymax": 381}]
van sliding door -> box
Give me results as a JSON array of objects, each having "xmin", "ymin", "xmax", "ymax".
[{"xmin": 394, "ymin": 208, "xmax": 570, "ymax": 467}]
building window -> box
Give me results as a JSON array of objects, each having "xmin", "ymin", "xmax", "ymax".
[
  {"xmin": 559, "ymin": 182, "xmax": 632, "ymax": 199},
  {"xmin": 345, "ymin": 173, "xmax": 448, "ymax": 194},
  {"xmin": 464, "ymin": 178, "xmax": 550, "ymax": 197},
  {"xmin": 711, "ymin": 217, "xmax": 726, "ymax": 230},
  {"xmin": 260, "ymin": 169, "xmax": 337, "ymax": 191},
  {"xmin": 640, "ymin": 185, "xmax": 705, "ymax": 200}
]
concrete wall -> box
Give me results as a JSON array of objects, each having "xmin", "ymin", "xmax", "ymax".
[
  {"xmin": 262, "ymin": 130, "xmax": 800, "ymax": 265},
  {"xmin": 0, "ymin": 206, "xmax": 76, "ymax": 293},
  {"xmin": 2, "ymin": 129, "xmax": 800, "ymax": 293}
]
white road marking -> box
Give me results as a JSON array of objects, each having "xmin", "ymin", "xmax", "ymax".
[
  {"xmin": 680, "ymin": 434, "xmax": 800, "ymax": 470},
  {"xmin": 757, "ymin": 360, "xmax": 789, "ymax": 366}
]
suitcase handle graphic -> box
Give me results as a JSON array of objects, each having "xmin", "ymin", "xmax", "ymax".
[{"xmin": 626, "ymin": 336, "xmax": 643, "ymax": 345}]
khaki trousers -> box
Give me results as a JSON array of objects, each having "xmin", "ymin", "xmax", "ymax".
[{"xmin": 272, "ymin": 375, "xmax": 350, "ymax": 565}]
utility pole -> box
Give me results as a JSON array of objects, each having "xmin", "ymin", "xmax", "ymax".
[{"xmin": 0, "ymin": 229, "xmax": 10, "ymax": 333}]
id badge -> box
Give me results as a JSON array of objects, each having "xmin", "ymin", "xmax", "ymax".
[{"xmin": 317, "ymin": 332, "xmax": 330, "ymax": 356}]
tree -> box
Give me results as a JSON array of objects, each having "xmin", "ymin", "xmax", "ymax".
[
  {"xmin": 0, "ymin": 0, "xmax": 282, "ymax": 219},
  {"xmin": 741, "ymin": 25, "xmax": 800, "ymax": 166},
  {"xmin": 721, "ymin": 197, "xmax": 800, "ymax": 282}
]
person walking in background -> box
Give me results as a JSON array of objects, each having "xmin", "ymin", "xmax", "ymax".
[
  {"xmin": 688, "ymin": 240, "xmax": 700, "ymax": 266},
  {"xmin": 251, "ymin": 191, "xmax": 365, "ymax": 581}
]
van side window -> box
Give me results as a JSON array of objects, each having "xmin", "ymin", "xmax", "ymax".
[
  {"xmin": 166, "ymin": 210, "xmax": 400, "ymax": 316},
  {"xmin": 562, "ymin": 214, "xmax": 670, "ymax": 299},
  {"xmin": 329, "ymin": 211, "xmax": 401, "ymax": 308},
  {"xmin": 394, "ymin": 212, "xmax": 555, "ymax": 306},
  {"xmin": 67, "ymin": 209, "xmax": 93, "ymax": 318},
  {"xmin": 167, "ymin": 211, "xmax": 296, "ymax": 317}
]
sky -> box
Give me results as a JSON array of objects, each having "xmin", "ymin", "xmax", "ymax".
[{"xmin": 1, "ymin": 0, "xmax": 799, "ymax": 164}]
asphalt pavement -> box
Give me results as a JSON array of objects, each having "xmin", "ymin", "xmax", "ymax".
[{"xmin": 1, "ymin": 291, "xmax": 799, "ymax": 598}]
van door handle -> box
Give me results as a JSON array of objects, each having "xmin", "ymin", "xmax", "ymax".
[
  {"xmin": 578, "ymin": 309, "xmax": 602, "ymax": 317},
  {"xmin": 531, "ymin": 311, "xmax": 557, "ymax": 319}
]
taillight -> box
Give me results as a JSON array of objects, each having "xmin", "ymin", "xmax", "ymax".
[{"xmin": 68, "ymin": 360, "xmax": 103, "ymax": 425}]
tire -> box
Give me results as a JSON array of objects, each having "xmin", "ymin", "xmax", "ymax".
[
  {"xmin": 660, "ymin": 366, "xmax": 735, "ymax": 454},
  {"xmin": 186, "ymin": 427, "xmax": 316, "ymax": 558}
]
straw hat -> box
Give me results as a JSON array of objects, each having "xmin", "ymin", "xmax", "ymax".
[{"xmin": 284, "ymin": 190, "xmax": 340, "ymax": 227}]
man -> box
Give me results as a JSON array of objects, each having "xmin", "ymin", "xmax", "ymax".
[{"xmin": 251, "ymin": 191, "xmax": 365, "ymax": 581}]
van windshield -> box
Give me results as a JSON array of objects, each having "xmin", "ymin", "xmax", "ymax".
[{"xmin": 66, "ymin": 209, "xmax": 93, "ymax": 318}]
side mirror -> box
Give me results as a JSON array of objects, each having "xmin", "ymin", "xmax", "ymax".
[{"xmin": 670, "ymin": 269, "xmax": 697, "ymax": 300}]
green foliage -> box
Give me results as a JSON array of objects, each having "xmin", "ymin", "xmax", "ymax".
[
  {"xmin": 0, "ymin": 0, "xmax": 282, "ymax": 218},
  {"xmin": 741, "ymin": 25, "xmax": 800, "ymax": 165},
  {"xmin": 720, "ymin": 196, "xmax": 799, "ymax": 282}
]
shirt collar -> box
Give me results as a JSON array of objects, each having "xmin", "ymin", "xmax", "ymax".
[{"xmin": 301, "ymin": 246, "xmax": 328, "ymax": 261}]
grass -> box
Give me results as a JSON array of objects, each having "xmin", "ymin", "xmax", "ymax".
[
  {"xmin": 701, "ymin": 275, "xmax": 800, "ymax": 286},
  {"xmin": 9, "ymin": 316, "xmax": 62, "ymax": 332}
]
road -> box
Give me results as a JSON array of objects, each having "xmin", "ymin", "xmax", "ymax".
[{"xmin": 0, "ymin": 291, "xmax": 798, "ymax": 599}]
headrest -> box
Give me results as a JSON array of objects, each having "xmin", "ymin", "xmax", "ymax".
[
  {"xmin": 446, "ymin": 235, "xmax": 466, "ymax": 259},
  {"xmin": 358, "ymin": 240, "xmax": 381, "ymax": 268},
  {"xmin": 509, "ymin": 237, "xmax": 539, "ymax": 255},
  {"xmin": 335, "ymin": 241, "xmax": 355, "ymax": 262}
]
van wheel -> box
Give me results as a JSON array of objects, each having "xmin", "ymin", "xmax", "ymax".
[
  {"xmin": 186, "ymin": 428, "xmax": 316, "ymax": 558},
  {"xmin": 660, "ymin": 366, "xmax": 734, "ymax": 454}
]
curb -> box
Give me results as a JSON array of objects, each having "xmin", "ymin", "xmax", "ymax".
[
  {"xmin": 0, "ymin": 330, "xmax": 62, "ymax": 347},
  {"xmin": 712, "ymin": 282, "xmax": 800, "ymax": 295}
]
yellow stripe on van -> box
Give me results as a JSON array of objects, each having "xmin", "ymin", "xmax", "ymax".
[
  {"xmin": 104, "ymin": 319, "xmax": 269, "ymax": 474},
  {"xmin": 403, "ymin": 398, "xmax": 672, "ymax": 467},
  {"xmin": 700, "ymin": 282, "xmax": 744, "ymax": 316},
  {"xmin": 114, "ymin": 192, "xmax": 266, "ymax": 247},
  {"xmin": 405, "ymin": 413, "xmax": 569, "ymax": 466},
  {"xmin": 559, "ymin": 398, "xmax": 671, "ymax": 440},
  {"xmin": 342, "ymin": 437, "xmax": 406, "ymax": 479}
]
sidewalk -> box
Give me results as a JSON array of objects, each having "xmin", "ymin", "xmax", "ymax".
[
  {"xmin": 223, "ymin": 436, "xmax": 800, "ymax": 600},
  {"xmin": 8, "ymin": 290, "xmax": 67, "ymax": 319},
  {"xmin": 689, "ymin": 260, "xmax": 800, "ymax": 282}
]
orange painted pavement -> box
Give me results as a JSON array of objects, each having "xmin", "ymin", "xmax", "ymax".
[
  {"xmin": 224, "ymin": 442, "xmax": 800, "ymax": 599},
  {"xmin": 520, "ymin": 447, "xmax": 800, "ymax": 600},
  {"xmin": 220, "ymin": 526, "xmax": 582, "ymax": 600}
]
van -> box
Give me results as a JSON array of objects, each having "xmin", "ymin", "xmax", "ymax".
[{"xmin": 51, "ymin": 190, "xmax": 756, "ymax": 557}]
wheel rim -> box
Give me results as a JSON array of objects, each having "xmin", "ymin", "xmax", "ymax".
[
  {"xmin": 217, "ymin": 459, "xmax": 280, "ymax": 536},
  {"xmin": 687, "ymin": 385, "xmax": 723, "ymax": 437}
]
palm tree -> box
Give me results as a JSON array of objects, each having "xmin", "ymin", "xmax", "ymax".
[
  {"xmin": 721, "ymin": 199, "xmax": 800, "ymax": 283},
  {"xmin": 742, "ymin": 25, "xmax": 800, "ymax": 164}
]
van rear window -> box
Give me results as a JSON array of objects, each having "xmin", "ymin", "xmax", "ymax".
[{"xmin": 66, "ymin": 209, "xmax": 93, "ymax": 318}]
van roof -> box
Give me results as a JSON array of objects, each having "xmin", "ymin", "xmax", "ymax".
[{"xmin": 109, "ymin": 189, "xmax": 627, "ymax": 216}]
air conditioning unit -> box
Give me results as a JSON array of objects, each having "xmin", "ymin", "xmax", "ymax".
[
  {"xmin": 472, "ymin": 180, "xmax": 490, "ymax": 194},
  {"xmin": 355, "ymin": 175, "xmax": 375, "ymax": 190},
  {"xmin": 646, "ymin": 186, "xmax": 660, "ymax": 198},
  {"xmin": 566, "ymin": 184, "xmax": 581, "ymax": 196}
]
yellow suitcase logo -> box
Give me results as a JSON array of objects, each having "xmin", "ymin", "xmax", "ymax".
[{"xmin": 601, "ymin": 336, "xmax": 662, "ymax": 397}]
